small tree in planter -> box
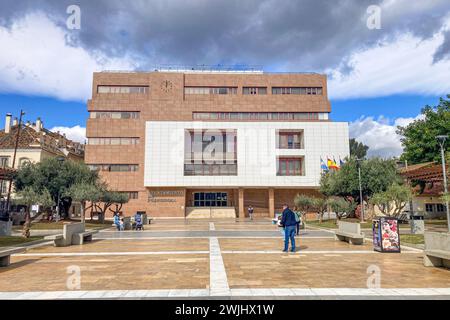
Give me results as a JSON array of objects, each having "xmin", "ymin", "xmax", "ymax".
[
  {"xmin": 14, "ymin": 187, "xmax": 53, "ymax": 238},
  {"xmin": 107, "ymin": 192, "xmax": 129, "ymax": 220},
  {"xmin": 294, "ymin": 194, "xmax": 314, "ymax": 225},
  {"xmin": 91, "ymin": 184, "xmax": 129, "ymax": 223},
  {"xmin": 328, "ymin": 197, "xmax": 357, "ymax": 224},
  {"xmin": 370, "ymin": 183, "xmax": 412, "ymax": 217},
  {"xmin": 312, "ymin": 197, "xmax": 329, "ymax": 223},
  {"xmin": 65, "ymin": 183, "xmax": 102, "ymax": 224}
]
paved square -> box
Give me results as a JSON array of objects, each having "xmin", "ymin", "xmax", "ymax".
[{"xmin": 0, "ymin": 219, "xmax": 449, "ymax": 299}]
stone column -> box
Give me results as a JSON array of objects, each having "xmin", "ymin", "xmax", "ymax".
[
  {"xmin": 238, "ymin": 188, "xmax": 245, "ymax": 218},
  {"xmin": 268, "ymin": 188, "xmax": 275, "ymax": 218}
]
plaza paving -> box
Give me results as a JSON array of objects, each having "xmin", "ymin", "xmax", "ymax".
[{"xmin": 0, "ymin": 219, "xmax": 450, "ymax": 299}]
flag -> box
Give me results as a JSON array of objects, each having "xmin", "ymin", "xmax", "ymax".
[
  {"xmin": 333, "ymin": 157, "xmax": 340, "ymax": 170},
  {"xmin": 327, "ymin": 157, "xmax": 333, "ymax": 168},
  {"xmin": 320, "ymin": 157, "xmax": 329, "ymax": 172},
  {"xmin": 328, "ymin": 157, "xmax": 339, "ymax": 170},
  {"xmin": 339, "ymin": 157, "xmax": 345, "ymax": 167}
]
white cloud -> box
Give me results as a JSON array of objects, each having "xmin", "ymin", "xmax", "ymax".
[
  {"xmin": 349, "ymin": 115, "xmax": 423, "ymax": 158},
  {"xmin": 328, "ymin": 17, "xmax": 450, "ymax": 99},
  {"xmin": 0, "ymin": 12, "xmax": 136, "ymax": 101},
  {"xmin": 50, "ymin": 125, "xmax": 86, "ymax": 144}
]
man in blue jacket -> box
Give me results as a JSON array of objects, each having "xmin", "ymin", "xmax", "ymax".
[{"xmin": 280, "ymin": 204, "xmax": 297, "ymax": 252}]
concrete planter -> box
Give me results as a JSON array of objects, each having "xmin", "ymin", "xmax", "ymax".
[
  {"xmin": 424, "ymin": 232, "xmax": 450, "ymax": 268},
  {"xmin": 0, "ymin": 221, "xmax": 12, "ymax": 236}
]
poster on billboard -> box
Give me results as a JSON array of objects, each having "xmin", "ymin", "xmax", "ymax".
[
  {"xmin": 372, "ymin": 219, "xmax": 382, "ymax": 251},
  {"xmin": 373, "ymin": 217, "xmax": 401, "ymax": 253},
  {"xmin": 380, "ymin": 217, "xmax": 401, "ymax": 252}
]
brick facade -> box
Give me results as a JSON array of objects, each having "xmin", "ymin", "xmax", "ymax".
[{"xmin": 86, "ymin": 71, "xmax": 344, "ymax": 218}]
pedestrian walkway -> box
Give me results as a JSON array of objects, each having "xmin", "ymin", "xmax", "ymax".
[{"xmin": 0, "ymin": 219, "xmax": 449, "ymax": 299}]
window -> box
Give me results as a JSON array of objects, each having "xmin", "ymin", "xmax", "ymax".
[
  {"xmin": 436, "ymin": 204, "xmax": 446, "ymax": 212},
  {"xmin": 87, "ymin": 138, "xmax": 139, "ymax": 145},
  {"xmin": 18, "ymin": 157, "xmax": 31, "ymax": 168},
  {"xmin": 184, "ymin": 130, "xmax": 237, "ymax": 176},
  {"xmin": 193, "ymin": 192, "xmax": 228, "ymax": 207},
  {"xmin": 88, "ymin": 164, "xmax": 139, "ymax": 172},
  {"xmin": 425, "ymin": 204, "xmax": 434, "ymax": 213},
  {"xmin": 277, "ymin": 131, "xmax": 303, "ymax": 149},
  {"xmin": 277, "ymin": 158, "xmax": 303, "ymax": 176},
  {"xmin": 0, "ymin": 157, "xmax": 10, "ymax": 168},
  {"xmin": 243, "ymin": 87, "xmax": 267, "ymax": 95},
  {"xmin": 0, "ymin": 181, "xmax": 7, "ymax": 194},
  {"xmin": 192, "ymin": 112, "xmax": 327, "ymax": 121},
  {"xmin": 89, "ymin": 112, "xmax": 140, "ymax": 119},
  {"xmin": 97, "ymin": 86, "xmax": 149, "ymax": 94},
  {"xmin": 121, "ymin": 192, "xmax": 138, "ymax": 200},
  {"xmin": 184, "ymin": 87, "xmax": 238, "ymax": 95},
  {"xmin": 272, "ymin": 87, "xmax": 323, "ymax": 95}
]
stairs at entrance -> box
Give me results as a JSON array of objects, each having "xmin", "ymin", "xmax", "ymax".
[{"xmin": 186, "ymin": 207, "xmax": 236, "ymax": 219}]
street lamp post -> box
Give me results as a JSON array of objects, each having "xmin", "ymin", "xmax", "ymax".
[
  {"xmin": 356, "ymin": 158, "xmax": 365, "ymax": 222},
  {"xmin": 55, "ymin": 157, "xmax": 65, "ymax": 221},
  {"xmin": 436, "ymin": 135, "xmax": 450, "ymax": 232}
]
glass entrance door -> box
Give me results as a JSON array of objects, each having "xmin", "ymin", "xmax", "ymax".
[{"xmin": 193, "ymin": 192, "xmax": 228, "ymax": 207}]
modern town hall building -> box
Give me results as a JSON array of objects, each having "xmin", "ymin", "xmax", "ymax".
[{"xmin": 86, "ymin": 69, "xmax": 349, "ymax": 218}]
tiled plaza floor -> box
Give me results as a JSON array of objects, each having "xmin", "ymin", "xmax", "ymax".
[{"xmin": 0, "ymin": 219, "xmax": 449, "ymax": 299}]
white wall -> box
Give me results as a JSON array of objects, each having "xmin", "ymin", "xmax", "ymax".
[{"xmin": 144, "ymin": 121, "xmax": 349, "ymax": 187}]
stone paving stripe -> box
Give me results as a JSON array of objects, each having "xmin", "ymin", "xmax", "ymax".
[
  {"xmin": 94, "ymin": 236, "xmax": 334, "ymax": 240},
  {"xmin": 15, "ymin": 251, "xmax": 210, "ymax": 257},
  {"xmin": 209, "ymin": 237, "xmax": 230, "ymax": 296},
  {"xmin": 1, "ymin": 288, "xmax": 449, "ymax": 299},
  {"xmin": 221, "ymin": 250, "xmax": 419, "ymax": 254}
]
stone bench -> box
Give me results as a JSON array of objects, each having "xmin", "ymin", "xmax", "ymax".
[
  {"xmin": 334, "ymin": 221, "xmax": 364, "ymax": 245},
  {"xmin": 0, "ymin": 247, "xmax": 26, "ymax": 267},
  {"xmin": 424, "ymin": 232, "xmax": 450, "ymax": 268},
  {"xmin": 72, "ymin": 230, "xmax": 98, "ymax": 245},
  {"xmin": 44, "ymin": 222, "xmax": 97, "ymax": 247}
]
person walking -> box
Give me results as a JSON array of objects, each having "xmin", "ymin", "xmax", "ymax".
[
  {"xmin": 293, "ymin": 206, "xmax": 301, "ymax": 235},
  {"xmin": 248, "ymin": 205, "xmax": 254, "ymax": 221},
  {"xmin": 280, "ymin": 204, "xmax": 297, "ymax": 252}
]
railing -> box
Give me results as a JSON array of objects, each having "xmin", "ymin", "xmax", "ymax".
[{"xmin": 278, "ymin": 142, "xmax": 303, "ymax": 149}]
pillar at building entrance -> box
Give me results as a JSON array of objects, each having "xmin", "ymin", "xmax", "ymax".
[
  {"xmin": 269, "ymin": 188, "xmax": 275, "ymax": 218},
  {"xmin": 238, "ymin": 188, "xmax": 245, "ymax": 218}
]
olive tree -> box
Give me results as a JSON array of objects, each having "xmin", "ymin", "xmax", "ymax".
[
  {"xmin": 13, "ymin": 187, "xmax": 53, "ymax": 238},
  {"xmin": 64, "ymin": 183, "xmax": 102, "ymax": 223},
  {"xmin": 370, "ymin": 183, "xmax": 412, "ymax": 217},
  {"xmin": 328, "ymin": 197, "xmax": 357, "ymax": 223}
]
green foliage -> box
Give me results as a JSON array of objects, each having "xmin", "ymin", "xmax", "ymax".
[
  {"xmin": 13, "ymin": 158, "xmax": 98, "ymax": 205},
  {"xmin": 13, "ymin": 187, "xmax": 53, "ymax": 208},
  {"xmin": 311, "ymin": 197, "xmax": 329, "ymax": 222},
  {"xmin": 349, "ymin": 138, "xmax": 369, "ymax": 159},
  {"xmin": 397, "ymin": 95, "xmax": 450, "ymax": 164},
  {"xmin": 320, "ymin": 157, "xmax": 401, "ymax": 202},
  {"xmin": 328, "ymin": 197, "xmax": 357, "ymax": 220},
  {"xmin": 294, "ymin": 194, "xmax": 314, "ymax": 213},
  {"xmin": 65, "ymin": 183, "xmax": 102, "ymax": 204},
  {"xmin": 370, "ymin": 183, "xmax": 412, "ymax": 217},
  {"xmin": 442, "ymin": 193, "xmax": 450, "ymax": 204},
  {"xmin": 13, "ymin": 187, "xmax": 53, "ymax": 238}
]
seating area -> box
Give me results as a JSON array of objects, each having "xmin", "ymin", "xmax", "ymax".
[
  {"xmin": 424, "ymin": 232, "xmax": 450, "ymax": 268},
  {"xmin": 0, "ymin": 247, "xmax": 26, "ymax": 267},
  {"xmin": 44, "ymin": 222, "xmax": 98, "ymax": 247},
  {"xmin": 334, "ymin": 221, "xmax": 364, "ymax": 245}
]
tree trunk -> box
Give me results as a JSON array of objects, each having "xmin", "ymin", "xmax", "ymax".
[
  {"xmin": 22, "ymin": 207, "xmax": 31, "ymax": 238},
  {"xmin": 81, "ymin": 202, "xmax": 86, "ymax": 224}
]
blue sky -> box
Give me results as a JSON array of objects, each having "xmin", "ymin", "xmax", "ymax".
[{"xmin": 0, "ymin": 1, "xmax": 449, "ymax": 157}]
